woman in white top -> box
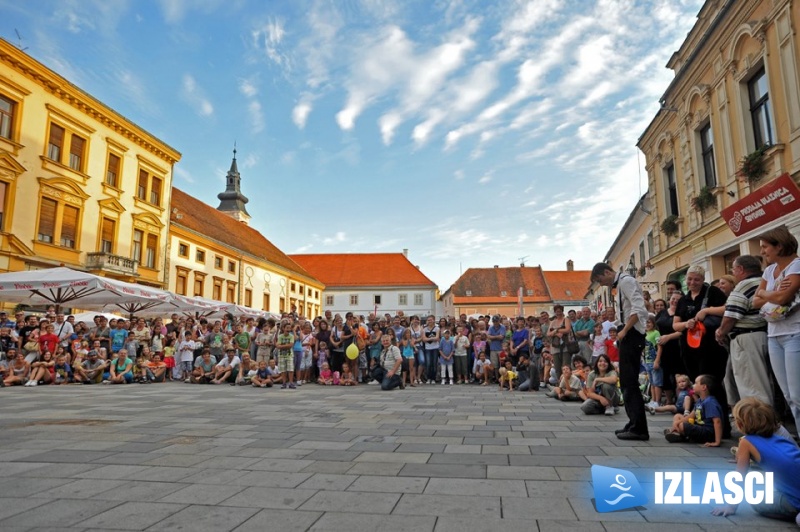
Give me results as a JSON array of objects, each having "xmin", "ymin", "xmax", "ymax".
[{"xmin": 754, "ymin": 226, "xmax": 800, "ymax": 435}]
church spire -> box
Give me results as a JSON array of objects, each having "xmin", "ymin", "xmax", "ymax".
[{"xmin": 217, "ymin": 145, "xmax": 251, "ymax": 224}]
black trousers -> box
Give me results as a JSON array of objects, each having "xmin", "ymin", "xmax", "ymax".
[{"xmin": 619, "ymin": 329, "xmax": 648, "ymax": 435}]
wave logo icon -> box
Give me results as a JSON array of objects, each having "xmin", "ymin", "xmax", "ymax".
[{"xmin": 591, "ymin": 465, "xmax": 647, "ymax": 513}]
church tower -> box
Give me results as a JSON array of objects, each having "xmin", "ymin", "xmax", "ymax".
[{"xmin": 216, "ymin": 147, "xmax": 251, "ymax": 225}]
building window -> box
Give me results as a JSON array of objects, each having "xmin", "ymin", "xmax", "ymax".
[
  {"xmin": 639, "ymin": 241, "xmax": 646, "ymax": 269},
  {"xmin": 145, "ymin": 234, "xmax": 157, "ymax": 269},
  {"xmin": 699, "ymin": 123, "xmax": 716, "ymax": 188},
  {"xmin": 526, "ymin": 289, "xmax": 534, "ymax": 296},
  {"xmin": 137, "ymin": 168, "xmax": 165, "ymax": 207},
  {"xmin": 500, "ymin": 291, "xmax": 507, "ymax": 297},
  {"xmin": 325, "ymin": 295, "xmax": 334, "ymax": 306},
  {"xmin": 748, "ymin": 68, "xmax": 774, "ymax": 148},
  {"xmin": 228, "ymin": 261, "xmax": 235, "ymax": 273},
  {"xmin": 263, "ymin": 293, "xmax": 270, "ymax": 311},
  {"xmin": 196, "ymin": 249, "xmax": 205, "ymax": 263},
  {"xmin": 414, "ymin": 293, "xmax": 423, "ymax": 306},
  {"xmin": 0, "ymin": 181, "xmax": 6, "ymax": 230},
  {"xmin": 137, "ymin": 170, "xmax": 148, "ymax": 200},
  {"xmin": 176, "ymin": 268, "xmax": 188, "ymax": 296},
  {"xmin": 193, "ymin": 273, "xmax": 205, "ymax": 297},
  {"xmin": 307, "ymin": 288, "xmax": 312, "ymax": 297},
  {"xmin": 150, "ymin": 177, "xmax": 162, "ymax": 206},
  {"xmin": 37, "ymin": 197, "xmax": 57, "ymax": 243},
  {"xmin": 374, "ymin": 295, "xmax": 381, "ymax": 305},
  {"xmin": 100, "ymin": 218, "xmax": 115, "ymax": 253},
  {"xmin": 647, "ymin": 231, "xmax": 654, "ymax": 258},
  {"xmin": 350, "ymin": 294, "xmax": 358, "ymax": 306},
  {"xmin": 37, "ymin": 196, "xmax": 80, "ymax": 249},
  {"xmin": 398, "ymin": 294, "xmax": 408, "ymax": 306},
  {"xmin": 105, "ymin": 153, "xmax": 121, "ymax": 188},
  {"xmin": 314, "ymin": 290, "xmax": 319, "ymax": 299},
  {"xmin": 280, "ymin": 297, "xmax": 286, "ymax": 312},
  {"xmin": 226, "ymin": 283, "xmax": 236, "ymax": 303},
  {"xmin": 214, "ymin": 256, "xmax": 222, "ymax": 269},
  {"xmin": 178, "ymin": 243, "xmax": 189, "ymax": 258},
  {"xmin": 132, "ymin": 230, "xmax": 142, "ymax": 263},
  {"xmin": 664, "ymin": 163, "xmax": 679, "ymax": 216},
  {"xmin": 132, "ymin": 230, "xmax": 158, "ymax": 269},
  {"xmin": 291, "ymin": 282, "xmax": 296, "ymax": 292},
  {"xmin": 213, "ymin": 278, "xmax": 222, "ymax": 300},
  {"xmin": 47, "ymin": 123, "xmax": 64, "ymax": 162},
  {"xmin": 0, "ymin": 95, "xmax": 15, "ymax": 140},
  {"xmin": 244, "ymin": 289, "xmax": 252, "ymax": 308},
  {"xmin": 68, "ymin": 134, "xmax": 85, "ymax": 172}
]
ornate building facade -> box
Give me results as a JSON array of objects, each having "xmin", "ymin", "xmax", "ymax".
[{"xmin": 0, "ymin": 38, "xmax": 180, "ymax": 287}]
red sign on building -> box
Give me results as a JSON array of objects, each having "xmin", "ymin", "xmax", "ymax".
[{"xmin": 720, "ymin": 173, "xmax": 800, "ymax": 236}]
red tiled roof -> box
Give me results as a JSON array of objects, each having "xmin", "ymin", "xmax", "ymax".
[
  {"xmin": 542, "ymin": 270, "xmax": 593, "ymax": 302},
  {"xmin": 289, "ymin": 253, "xmax": 437, "ymax": 288},
  {"xmin": 170, "ymin": 188, "xmax": 318, "ymax": 282},
  {"xmin": 447, "ymin": 267, "xmax": 551, "ymax": 303}
]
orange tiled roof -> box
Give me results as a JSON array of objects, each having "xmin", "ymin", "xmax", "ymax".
[
  {"xmin": 447, "ymin": 267, "xmax": 551, "ymax": 303},
  {"xmin": 542, "ymin": 270, "xmax": 593, "ymax": 302},
  {"xmin": 170, "ymin": 188, "xmax": 318, "ymax": 282},
  {"xmin": 289, "ymin": 253, "xmax": 437, "ymax": 288}
]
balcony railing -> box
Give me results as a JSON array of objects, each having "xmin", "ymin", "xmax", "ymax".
[{"xmin": 86, "ymin": 252, "xmax": 138, "ymax": 276}]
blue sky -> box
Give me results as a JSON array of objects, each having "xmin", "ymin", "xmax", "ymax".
[{"xmin": 2, "ymin": 0, "xmax": 702, "ymax": 290}]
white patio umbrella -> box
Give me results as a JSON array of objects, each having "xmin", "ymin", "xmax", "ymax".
[
  {"xmin": 0, "ymin": 267, "xmax": 175, "ymax": 316},
  {"xmin": 192, "ymin": 297, "xmax": 278, "ymax": 321}
]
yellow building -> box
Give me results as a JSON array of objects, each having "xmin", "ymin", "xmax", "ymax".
[
  {"xmin": 168, "ymin": 152, "xmax": 324, "ymax": 316},
  {"xmin": 638, "ymin": 0, "xmax": 800, "ymax": 284},
  {"xmin": 0, "ymin": 39, "xmax": 180, "ymax": 287}
]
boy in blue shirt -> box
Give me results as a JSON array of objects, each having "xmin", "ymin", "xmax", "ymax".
[
  {"xmin": 664, "ymin": 374, "xmax": 723, "ymax": 446},
  {"xmin": 439, "ymin": 329, "xmax": 454, "ymax": 385}
]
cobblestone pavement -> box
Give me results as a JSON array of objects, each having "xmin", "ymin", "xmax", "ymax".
[{"xmin": 0, "ymin": 383, "xmax": 794, "ymax": 531}]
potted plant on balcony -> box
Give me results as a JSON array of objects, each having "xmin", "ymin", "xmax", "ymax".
[
  {"xmin": 661, "ymin": 215, "xmax": 679, "ymax": 237},
  {"xmin": 735, "ymin": 145, "xmax": 768, "ymax": 184},
  {"xmin": 691, "ymin": 186, "xmax": 715, "ymax": 212}
]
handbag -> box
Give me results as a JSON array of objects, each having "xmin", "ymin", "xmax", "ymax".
[
  {"xmin": 565, "ymin": 329, "xmax": 580, "ymax": 355},
  {"xmin": 699, "ymin": 284, "xmax": 722, "ymax": 331}
]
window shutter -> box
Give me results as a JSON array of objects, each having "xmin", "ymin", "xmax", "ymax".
[
  {"xmin": 69, "ymin": 135, "xmax": 85, "ymax": 171},
  {"xmin": 106, "ymin": 154, "xmax": 120, "ymax": 186},
  {"xmin": 48, "ymin": 124, "xmax": 65, "ymax": 161},
  {"xmin": 60, "ymin": 205, "xmax": 79, "ymax": 248},
  {"xmin": 101, "ymin": 218, "xmax": 115, "ymax": 252},
  {"xmin": 37, "ymin": 198, "xmax": 57, "ymax": 243},
  {"xmin": 138, "ymin": 170, "xmax": 148, "ymax": 200}
]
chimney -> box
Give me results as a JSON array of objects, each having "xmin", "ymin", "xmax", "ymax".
[
  {"xmin": 494, "ymin": 265, "xmax": 499, "ymax": 268},
  {"xmin": 402, "ymin": 248, "xmax": 408, "ymax": 257},
  {"xmin": 566, "ymin": 259, "xmax": 574, "ymax": 271}
]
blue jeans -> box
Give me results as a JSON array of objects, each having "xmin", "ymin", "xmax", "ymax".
[
  {"xmin": 768, "ymin": 332, "xmax": 800, "ymax": 433},
  {"xmin": 424, "ymin": 348, "xmax": 438, "ymax": 381}
]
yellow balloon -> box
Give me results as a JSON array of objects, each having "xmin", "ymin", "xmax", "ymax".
[{"xmin": 346, "ymin": 343, "xmax": 359, "ymax": 360}]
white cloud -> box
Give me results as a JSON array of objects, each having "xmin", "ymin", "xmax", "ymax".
[
  {"xmin": 242, "ymin": 153, "xmax": 259, "ymax": 169},
  {"xmin": 181, "ymin": 74, "xmax": 214, "ymax": 117},
  {"xmin": 292, "ymin": 98, "xmax": 313, "ymax": 129},
  {"xmin": 174, "ymin": 166, "xmax": 195, "ymax": 184},
  {"xmin": 248, "ymin": 101, "xmax": 264, "ymax": 133},
  {"xmin": 323, "ymin": 231, "xmax": 347, "ymax": 245},
  {"xmin": 478, "ymin": 173, "xmax": 492, "ymax": 184},
  {"xmin": 453, "ymin": 170, "xmax": 465, "ymax": 180},
  {"xmin": 239, "ymin": 78, "xmax": 258, "ymax": 98}
]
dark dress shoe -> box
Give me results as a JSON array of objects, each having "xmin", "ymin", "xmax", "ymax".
[
  {"xmin": 616, "ymin": 431, "xmax": 649, "ymax": 441},
  {"xmin": 614, "ymin": 425, "xmax": 632, "ymax": 435}
]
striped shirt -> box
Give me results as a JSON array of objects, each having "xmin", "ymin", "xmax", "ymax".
[{"xmin": 723, "ymin": 276, "xmax": 766, "ymax": 329}]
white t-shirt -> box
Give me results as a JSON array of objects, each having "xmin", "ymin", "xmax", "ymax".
[
  {"xmin": 178, "ymin": 340, "xmax": 195, "ymax": 363},
  {"xmin": 216, "ymin": 355, "xmax": 241, "ymax": 369},
  {"xmin": 763, "ymin": 257, "xmax": 800, "ymax": 337},
  {"xmin": 454, "ymin": 336, "xmax": 470, "ymax": 356}
]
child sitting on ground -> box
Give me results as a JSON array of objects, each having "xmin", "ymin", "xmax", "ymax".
[
  {"xmin": 649, "ymin": 374, "xmax": 694, "ymax": 415},
  {"xmin": 664, "ymin": 374, "xmax": 722, "ymax": 446},
  {"xmin": 251, "ymin": 360, "xmax": 273, "ymax": 388},
  {"xmin": 340, "ymin": 363, "xmax": 355, "ymax": 386},
  {"xmin": 549, "ymin": 365, "xmax": 582, "ymax": 401},
  {"xmin": 711, "ymin": 397, "xmax": 800, "ymax": 525},
  {"xmin": 317, "ymin": 362, "xmax": 333, "ymax": 385}
]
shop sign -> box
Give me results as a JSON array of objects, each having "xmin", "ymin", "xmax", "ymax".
[{"xmin": 721, "ymin": 173, "xmax": 799, "ymax": 236}]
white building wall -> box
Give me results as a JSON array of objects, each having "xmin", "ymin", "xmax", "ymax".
[{"xmin": 322, "ymin": 287, "xmax": 436, "ymax": 317}]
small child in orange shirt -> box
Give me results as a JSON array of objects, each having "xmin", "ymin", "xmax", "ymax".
[{"xmin": 604, "ymin": 328, "xmax": 619, "ymax": 370}]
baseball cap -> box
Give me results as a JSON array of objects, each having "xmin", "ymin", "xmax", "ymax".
[{"xmin": 686, "ymin": 321, "xmax": 705, "ymax": 349}]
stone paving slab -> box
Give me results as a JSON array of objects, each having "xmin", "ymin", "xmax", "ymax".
[{"xmin": 0, "ymin": 382, "xmax": 780, "ymax": 531}]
